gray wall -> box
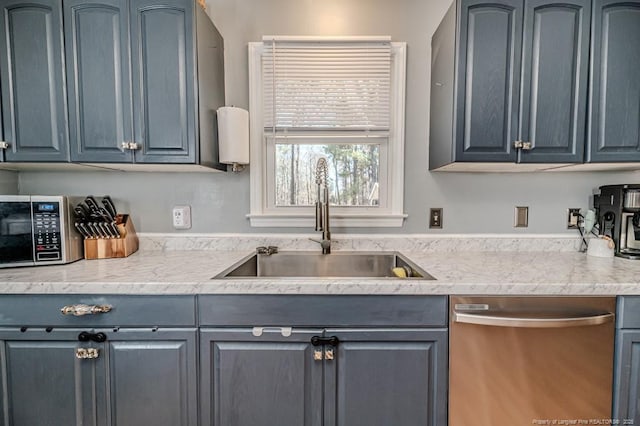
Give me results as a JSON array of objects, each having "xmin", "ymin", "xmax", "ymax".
[
  {"xmin": 0, "ymin": 170, "xmax": 18, "ymax": 194},
  {"xmin": 17, "ymin": 0, "xmax": 640, "ymax": 234}
]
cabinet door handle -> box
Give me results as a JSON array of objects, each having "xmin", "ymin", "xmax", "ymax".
[
  {"xmin": 313, "ymin": 350, "xmax": 323, "ymax": 361},
  {"xmin": 61, "ymin": 304, "xmax": 112, "ymax": 316},
  {"xmin": 120, "ymin": 141, "xmax": 141, "ymax": 151},
  {"xmin": 75, "ymin": 348, "xmax": 99, "ymax": 359},
  {"xmin": 0, "ymin": 141, "xmax": 9, "ymax": 149},
  {"xmin": 513, "ymin": 140, "xmax": 532, "ymax": 150},
  {"xmin": 324, "ymin": 349, "xmax": 334, "ymax": 360}
]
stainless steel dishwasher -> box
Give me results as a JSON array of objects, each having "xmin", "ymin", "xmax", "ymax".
[{"xmin": 449, "ymin": 296, "xmax": 616, "ymax": 426}]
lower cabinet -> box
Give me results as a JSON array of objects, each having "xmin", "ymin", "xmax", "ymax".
[
  {"xmin": 0, "ymin": 294, "xmax": 447, "ymax": 426},
  {"xmin": 613, "ymin": 296, "xmax": 640, "ymax": 424},
  {"xmin": 613, "ymin": 330, "xmax": 640, "ymax": 423},
  {"xmin": 0, "ymin": 327, "xmax": 197, "ymax": 426},
  {"xmin": 200, "ymin": 327, "xmax": 447, "ymax": 426}
]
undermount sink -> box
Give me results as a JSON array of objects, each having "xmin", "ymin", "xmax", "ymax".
[{"xmin": 214, "ymin": 251, "xmax": 435, "ymax": 279}]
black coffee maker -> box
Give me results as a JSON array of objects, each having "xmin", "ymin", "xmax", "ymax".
[{"xmin": 594, "ymin": 184, "xmax": 640, "ymax": 259}]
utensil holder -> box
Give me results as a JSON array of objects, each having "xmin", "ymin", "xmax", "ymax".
[{"xmin": 83, "ymin": 214, "xmax": 139, "ymax": 259}]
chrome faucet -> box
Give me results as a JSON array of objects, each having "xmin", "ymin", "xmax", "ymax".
[{"xmin": 311, "ymin": 158, "xmax": 331, "ymax": 254}]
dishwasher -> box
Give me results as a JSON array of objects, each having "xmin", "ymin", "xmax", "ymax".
[{"xmin": 449, "ymin": 296, "xmax": 616, "ymax": 426}]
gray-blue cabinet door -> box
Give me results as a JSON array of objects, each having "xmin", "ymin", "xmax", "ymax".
[
  {"xmin": 613, "ymin": 330, "xmax": 640, "ymax": 423},
  {"xmin": 101, "ymin": 328, "xmax": 198, "ymax": 426},
  {"xmin": 130, "ymin": 0, "xmax": 197, "ymax": 164},
  {"xmin": 587, "ymin": 0, "xmax": 640, "ymax": 162},
  {"xmin": 64, "ymin": 0, "xmax": 134, "ymax": 163},
  {"xmin": 454, "ymin": 0, "xmax": 523, "ymax": 163},
  {"xmin": 518, "ymin": 0, "xmax": 590, "ymax": 163},
  {"xmin": 200, "ymin": 328, "xmax": 324, "ymax": 426},
  {"xmin": 0, "ymin": 0, "xmax": 69, "ymax": 162},
  {"xmin": 0, "ymin": 328, "xmax": 102, "ymax": 426},
  {"xmin": 323, "ymin": 328, "xmax": 448, "ymax": 426}
]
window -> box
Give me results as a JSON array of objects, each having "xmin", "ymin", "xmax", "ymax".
[{"xmin": 248, "ymin": 36, "xmax": 407, "ymax": 227}]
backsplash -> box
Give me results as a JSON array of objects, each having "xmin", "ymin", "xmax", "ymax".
[
  {"xmin": 138, "ymin": 233, "xmax": 582, "ymax": 253},
  {"xmin": 0, "ymin": 170, "xmax": 17, "ymax": 194}
]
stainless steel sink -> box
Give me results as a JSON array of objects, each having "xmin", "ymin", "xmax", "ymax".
[{"xmin": 214, "ymin": 251, "xmax": 435, "ymax": 279}]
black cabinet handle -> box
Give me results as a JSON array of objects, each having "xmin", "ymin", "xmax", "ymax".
[
  {"xmin": 78, "ymin": 331, "xmax": 107, "ymax": 342},
  {"xmin": 310, "ymin": 336, "xmax": 339, "ymax": 347}
]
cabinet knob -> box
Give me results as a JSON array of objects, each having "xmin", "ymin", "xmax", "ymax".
[
  {"xmin": 75, "ymin": 348, "xmax": 100, "ymax": 359},
  {"xmin": 313, "ymin": 350, "xmax": 323, "ymax": 361},
  {"xmin": 324, "ymin": 349, "xmax": 334, "ymax": 360},
  {"xmin": 0, "ymin": 141, "xmax": 9, "ymax": 149},
  {"xmin": 61, "ymin": 304, "xmax": 112, "ymax": 316}
]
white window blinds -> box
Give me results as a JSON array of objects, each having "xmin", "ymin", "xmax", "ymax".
[{"xmin": 262, "ymin": 38, "xmax": 392, "ymax": 131}]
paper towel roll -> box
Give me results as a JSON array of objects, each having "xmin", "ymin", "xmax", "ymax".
[{"xmin": 217, "ymin": 106, "xmax": 249, "ymax": 165}]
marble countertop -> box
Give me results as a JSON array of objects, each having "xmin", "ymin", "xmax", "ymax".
[{"xmin": 2, "ymin": 248, "xmax": 640, "ymax": 295}]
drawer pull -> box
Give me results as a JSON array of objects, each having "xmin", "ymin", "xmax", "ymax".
[
  {"xmin": 252, "ymin": 327, "xmax": 292, "ymax": 337},
  {"xmin": 75, "ymin": 348, "xmax": 99, "ymax": 359},
  {"xmin": 78, "ymin": 331, "xmax": 107, "ymax": 342},
  {"xmin": 61, "ymin": 304, "xmax": 112, "ymax": 316},
  {"xmin": 310, "ymin": 336, "xmax": 339, "ymax": 347}
]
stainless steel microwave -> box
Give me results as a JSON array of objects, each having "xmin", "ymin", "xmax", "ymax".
[{"xmin": 0, "ymin": 195, "xmax": 83, "ymax": 268}]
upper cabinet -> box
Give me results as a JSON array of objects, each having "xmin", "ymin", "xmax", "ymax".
[
  {"xmin": 64, "ymin": 0, "xmax": 133, "ymax": 163},
  {"xmin": 519, "ymin": 0, "xmax": 590, "ymax": 163},
  {"xmin": 130, "ymin": 0, "xmax": 197, "ymax": 164},
  {"xmin": 0, "ymin": 0, "xmax": 70, "ymax": 162},
  {"xmin": 587, "ymin": 0, "xmax": 640, "ymax": 162},
  {"xmin": 429, "ymin": 0, "xmax": 609, "ymax": 170},
  {"xmin": 0, "ymin": 0, "xmax": 225, "ymax": 170}
]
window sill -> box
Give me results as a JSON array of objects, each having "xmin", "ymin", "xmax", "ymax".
[{"xmin": 247, "ymin": 213, "xmax": 407, "ymax": 228}]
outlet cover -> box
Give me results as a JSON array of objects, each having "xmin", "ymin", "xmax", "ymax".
[
  {"xmin": 567, "ymin": 208, "xmax": 581, "ymax": 229},
  {"xmin": 514, "ymin": 206, "xmax": 528, "ymax": 228},
  {"xmin": 172, "ymin": 205, "xmax": 192, "ymax": 229}
]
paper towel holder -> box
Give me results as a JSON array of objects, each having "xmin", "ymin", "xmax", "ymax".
[{"xmin": 217, "ymin": 106, "xmax": 250, "ymax": 173}]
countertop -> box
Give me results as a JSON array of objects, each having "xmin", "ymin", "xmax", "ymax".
[{"xmin": 1, "ymin": 248, "xmax": 640, "ymax": 295}]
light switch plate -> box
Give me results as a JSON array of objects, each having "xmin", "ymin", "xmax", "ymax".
[
  {"xmin": 429, "ymin": 208, "xmax": 443, "ymax": 229},
  {"xmin": 514, "ymin": 206, "xmax": 528, "ymax": 228}
]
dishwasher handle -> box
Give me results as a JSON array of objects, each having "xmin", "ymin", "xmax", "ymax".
[{"xmin": 452, "ymin": 311, "xmax": 614, "ymax": 328}]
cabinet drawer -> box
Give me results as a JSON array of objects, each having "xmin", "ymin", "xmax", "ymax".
[
  {"xmin": 0, "ymin": 295, "xmax": 196, "ymax": 327},
  {"xmin": 198, "ymin": 295, "xmax": 448, "ymax": 327},
  {"xmin": 617, "ymin": 296, "xmax": 640, "ymax": 329}
]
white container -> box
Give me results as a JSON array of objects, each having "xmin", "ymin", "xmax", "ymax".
[{"xmin": 587, "ymin": 237, "xmax": 615, "ymax": 258}]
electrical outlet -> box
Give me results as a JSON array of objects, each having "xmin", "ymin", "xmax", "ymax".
[
  {"xmin": 172, "ymin": 205, "xmax": 192, "ymax": 229},
  {"xmin": 429, "ymin": 208, "xmax": 443, "ymax": 229},
  {"xmin": 567, "ymin": 208, "xmax": 581, "ymax": 229}
]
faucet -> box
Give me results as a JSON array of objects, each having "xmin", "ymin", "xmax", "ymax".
[{"xmin": 311, "ymin": 158, "xmax": 331, "ymax": 254}]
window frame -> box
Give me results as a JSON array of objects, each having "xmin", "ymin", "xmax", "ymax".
[{"xmin": 247, "ymin": 37, "xmax": 407, "ymax": 228}]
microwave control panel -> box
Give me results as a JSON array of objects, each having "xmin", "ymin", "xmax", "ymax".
[{"xmin": 32, "ymin": 201, "xmax": 62, "ymax": 262}]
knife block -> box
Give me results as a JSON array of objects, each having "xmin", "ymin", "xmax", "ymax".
[{"xmin": 83, "ymin": 214, "xmax": 139, "ymax": 260}]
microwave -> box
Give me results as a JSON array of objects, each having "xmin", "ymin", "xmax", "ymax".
[{"xmin": 0, "ymin": 195, "xmax": 83, "ymax": 268}]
